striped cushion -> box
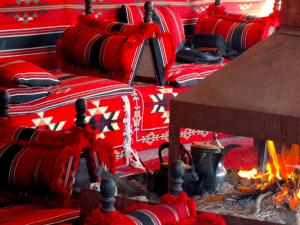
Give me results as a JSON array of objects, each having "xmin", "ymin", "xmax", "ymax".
[
  {"xmin": 0, "ymin": 126, "xmax": 86, "ymax": 198},
  {"xmin": 118, "ymin": 5, "xmax": 144, "ymax": 25},
  {"xmin": 77, "ymin": 15, "xmax": 141, "ymax": 34},
  {"xmin": 0, "ymin": 125, "xmax": 76, "ymax": 147},
  {"xmin": 1, "ymin": 87, "xmax": 50, "ymax": 104},
  {"xmin": 0, "ymin": 60, "xmax": 60, "ymax": 87},
  {"xmin": 152, "ymin": 6, "xmax": 185, "ymax": 51},
  {"xmin": 61, "ymin": 27, "xmax": 144, "ymax": 85},
  {"xmin": 125, "ymin": 202, "xmax": 191, "ymax": 225},
  {"xmin": 195, "ymin": 17, "xmax": 274, "ymax": 52},
  {"xmin": 166, "ymin": 63, "xmax": 226, "ymax": 87},
  {"xmin": 0, "ymin": 141, "xmax": 80, "ymax": 197},
  {"xmin": 0, "ymin": 204, "xmax": 79, "ymax": 224}
]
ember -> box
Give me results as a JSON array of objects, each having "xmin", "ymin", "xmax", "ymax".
[{"xmin": 238, "ymin": 141, "xmax": 300, "ymax": 211}]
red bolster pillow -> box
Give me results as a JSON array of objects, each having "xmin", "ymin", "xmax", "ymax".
[{"xmin": 61, "ymin": 27, "xmax": 144, "ymax": 85}]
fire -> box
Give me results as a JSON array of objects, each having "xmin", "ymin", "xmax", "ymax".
[{"xmin": 238, "ymin": 141, "xmax": 300, "ymax": 210}]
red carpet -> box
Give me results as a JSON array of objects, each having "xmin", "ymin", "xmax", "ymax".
[{"xmin": 116, "ymin": 137, "xmax": 258, "ymax": 176}]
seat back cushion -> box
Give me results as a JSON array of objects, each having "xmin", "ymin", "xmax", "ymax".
[
  {"xmin": 195, "ymin": 17, "xmax": 274, "ymax": 52},
  {"xmin": 152, "ymin": 6, "xmax": 185, "ymax": 51}
]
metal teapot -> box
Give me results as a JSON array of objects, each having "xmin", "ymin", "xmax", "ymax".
[
  {"xmin": 191, "ymin": 134, "xmax": 240, "ymax": 195},
  {"xmin": 148, "ymin": 142, "xmax": 199, "ymax": 196}
]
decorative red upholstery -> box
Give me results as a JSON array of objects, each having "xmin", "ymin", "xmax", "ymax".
[
  {"xmin": 61, "ymin": 26, "xmax": 145, "ymax": 85},
  {"xmin": 195, "ymin": 16, "xmax": 274, "ymax": 52},
  {"xmin": 119, "ymin": 5, "xmax": 185, "ymax": 51},
  {"xmin": 118, "ymin": 5, "xmax": 144, "ymax": 25},
  {"xmin": 0, "ymin": 124, "xmax": 116, "ymax": 201},
  {"xmin": 0, "ymin": 60, "xmax": 60, "ymax": 87},
  {"xmin": 85, "ymin": 192, "xmax": 227, "ymax": 225},
  {"xmin": 0, "ymin": 203, "xmax": 79, "ymax": 225},
  {"xmin": 0, "ymin": 86, "xmax": 50, "ymax": 104},
  {"xmin": 152, "ymin": 6, "xmax": 186, "ymax": 51},
  {"xmin": 166, "ymin": 62, "xmax": 226, "ymax": 87}
]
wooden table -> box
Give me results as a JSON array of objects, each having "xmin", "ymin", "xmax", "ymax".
[{"xmin": 168, "ymin": 28, "xmax": 300, "ymax": 180}]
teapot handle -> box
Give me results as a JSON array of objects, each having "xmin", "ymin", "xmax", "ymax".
[
  {"xmin": 158, "ymin": 142, "xmax": 199, "ymax": 181},
  {"xmin": 158, "ymin": 142, "xmax": 186, "ymax": 164}
]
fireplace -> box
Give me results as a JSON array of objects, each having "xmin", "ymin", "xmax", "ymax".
[{"xmin": 169, "ymin": 0, "xmax": 300, "ymax": 224}]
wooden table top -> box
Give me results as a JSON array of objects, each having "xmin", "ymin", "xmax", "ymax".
[{"xmin": 171, "ymin": 31, "xmax": 300, "ymax": 144}]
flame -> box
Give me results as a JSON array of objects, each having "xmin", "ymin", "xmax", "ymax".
[
  {"xmin": 297, "ymin": 190, "xmax": 300, "ymax": 200},
  {"xmin": 238, "ymin": 168, "xmax": 258, "ymax": 180},
  {"xmin": 267, "ymin": 140, "xmax": 282, "ymax": 180},
  {"xmin": 238, "ymin": 141, "xmax": 300, "ymax": 210}
]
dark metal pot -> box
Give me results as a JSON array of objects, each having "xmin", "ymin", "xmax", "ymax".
[
  {"xmin": 191, "ymin": 139, "xmax": 240, "ymax": 195},
  {"xmin": 148, "ymin": 142, "xmax": 198, "ymax": 196}
]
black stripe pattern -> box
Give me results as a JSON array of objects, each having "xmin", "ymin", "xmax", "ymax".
[
  {"xmin": 0, "ymin": 144, "xmax": 24, "ymax": 188},
  {"xmin": 129, "ymin": 211, "xmax": 156, "ymax": 225}
]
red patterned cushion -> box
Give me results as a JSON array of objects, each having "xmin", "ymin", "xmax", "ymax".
[
  {"xmin": 0, "ymin": 124, "xmax": 78, "ymax": 147},
  {"xmin": 0, "ymin": 141, "xmax": 81, "ymax": 198},
  {"xmin": 166, "ymin": 62, "xmax": 226, "ymax": 87},
  {"xmin": 77, "ymin": 15, "xmax": 141, "ymax": 34},
  {"xmin": 86, "ymin": 192, "xmax": 195, "ymax": 225},
  {"xmin": 118, "ymin": 5, "xmax": 144, "ymax": 25},
  {"xmin": 195, "ymin": 17, "xmax": 274, "ymax": 52},
  {"xmin": 0, "ymin": 60, "xmax": 60, "ymax": 87},
  {"xmin": 152, "ymin": 6, "xmax": 185, "ymax": 51},
  {"xmin": 61, "ymin": 27, "xmax": 144, "ymax": 85},
  {"xmin": 0, "ymin": 87, "xmax": 50, "ymax": 104},
  {"xmin": 0, "ymin": 204, "xmax": 79, "ymax": 224},
  {"xmin": 119, "ymin": 5, "xmax": 185, "ymax": 51}
]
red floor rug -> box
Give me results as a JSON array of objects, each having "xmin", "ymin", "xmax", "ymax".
[{"xmin": 116, "ymin": 137, "xmax": 258, "ymax": 176}]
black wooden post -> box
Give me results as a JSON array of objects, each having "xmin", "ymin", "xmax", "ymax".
[
  {"xmin": 215, "ymin": 0, "xmax": 222, "ymax": 6},
  {"xmin": 85, "ymin": 0, "xmax": 93, "ymax": 15},
  {"xmin": 144, "ymin": 1, "xmax": 153, "ymax": 23},
  {"xmin": 75, "ymin": 98, "xmax": 87, "ymax": 128},
  {"xmin": 169, "ymin": 160, "xmax": 185, "ymax": 196},
  {"xmin": 0, "ymin": 91, "xmax": 9, "ymax": 117},
  {"xmin": 100, "ymin": 178, "xmax": 117, "ymax": 212}
]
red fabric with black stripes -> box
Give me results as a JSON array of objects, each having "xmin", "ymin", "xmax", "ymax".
[
  {"xmin": 86, "ymin": 191, "xmax": 196, "ymax": 225},
  {"xmin": 153, "ymin": 6, "xmax": 186, "ymax": 50},
  {"xmin": 60, "ymin": 27, "xmax": 144, "ymax": 85},
  {"xmin": 195, "ymin": 16, "xmax": 274, "ymax": 51},
  {"xmin": 0, "ymin": 60, "xmax": 60, "ymax": 87},
  {"xmin": 0, "ymin": 203, "xmax": 79, "ymax": 225},
  {"xmin": 119, "ymin": 5, "xmax": 185, "ymax": 50},
  {"xmin": 119, "ymin": 5, "xmax": 144, "ymax": 25},
  {"xmin": 0, "ymin": 132, "xmax": 84, "ymax": 199},
  {"xmin": 77, "ymin": 15, "xmax": 161, "ymax": 39},
  {"xmin": 166, "ymin": 62, "xmax": 228, "ymax": 87}
]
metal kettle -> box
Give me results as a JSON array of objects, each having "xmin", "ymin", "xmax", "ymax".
[{"xmin": 191, "ymin": 134, "xmax": 240, "ymax": 195}]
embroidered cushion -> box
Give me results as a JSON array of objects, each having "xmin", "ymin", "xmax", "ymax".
[
  {"xmin": 61, "ymin": 27, "xmax": 144, "ymax": 85},
  {"xmin": 195, "ymin": 17, "xmax": 274, "ymax": 52},
  {"xmin": 0, "ymin": 60, "xmax": 60, "ymax": 87},
  {"xmin": 1, "ymin": 87, "xmax": 50, "ymax": 104}
]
